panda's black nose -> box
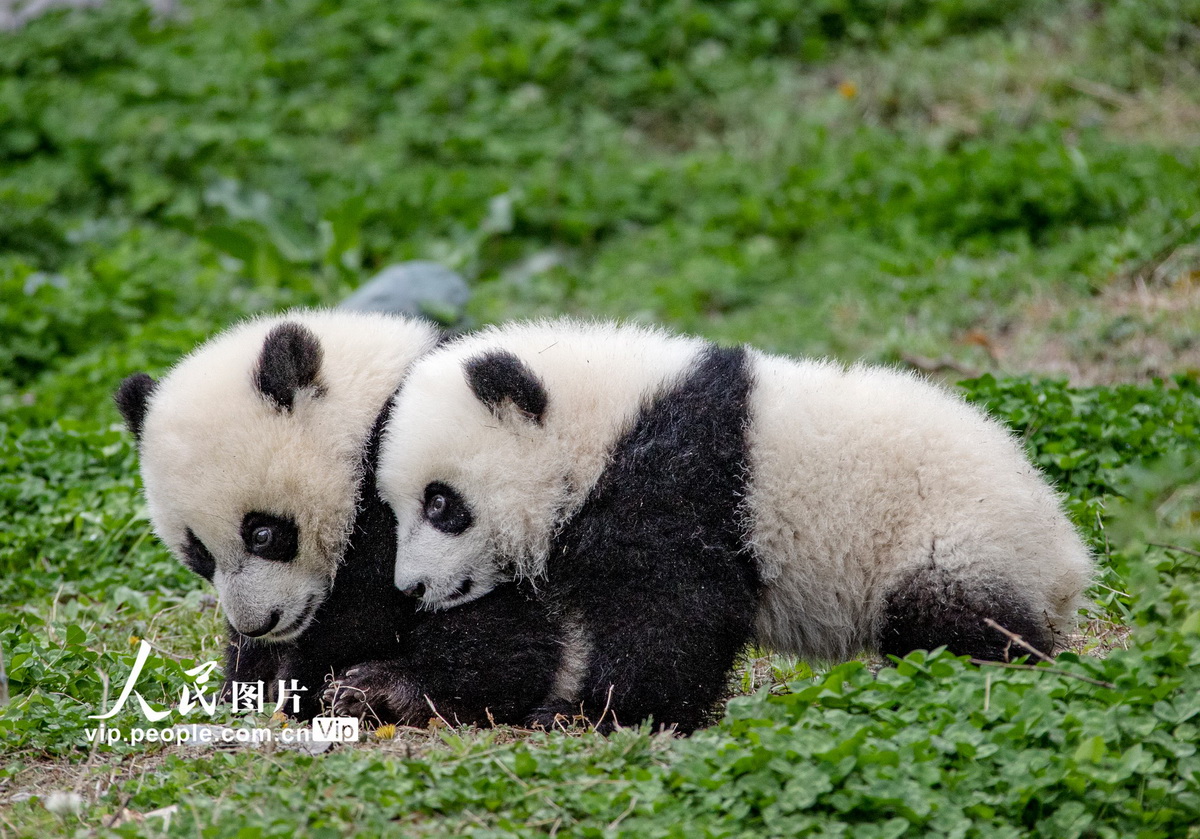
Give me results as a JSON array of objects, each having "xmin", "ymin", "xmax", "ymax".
[{"xmin": 401, "ymin": 582, "xmax": 426, "ymax": 599}]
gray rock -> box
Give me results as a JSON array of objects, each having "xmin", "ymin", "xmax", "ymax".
[
  {"xmin": 0, "ymin": 0, "xmax": 176, "ymax": 30},
  {"xmin": 340, "ymin": 261, "xmax": 470, "ymax": 325}
]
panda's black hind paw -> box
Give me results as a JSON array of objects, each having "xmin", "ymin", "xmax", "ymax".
[
  {"xmin": 877, "ymin": 566, "xmax": 1055, "ymax": 662},
  {"xmin": 323, "ymin": 661, "xmax": 424, "ymax": 725}
]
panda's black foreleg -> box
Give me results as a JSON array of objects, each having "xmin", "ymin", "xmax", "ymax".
[
  {"xmin": 219, "ymin": 626, "xmax": 302, "ymax": 712},
  {"xmin": 535, "ymin": 343, "xmax": 760, "ymax": 734},
  {"xmin": 876, "ymin": 565, "xmax": 1054, "ymax": 662},
  {"xmin": 324, "ymin": 582, "xmax": 563, "ymax": 727},
  {"xmin": 546, "ymin": 539, "xmax": 758, "ymax": 734}
]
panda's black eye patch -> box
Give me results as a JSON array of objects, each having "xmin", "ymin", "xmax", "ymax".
[
  {"xmin": 423, "ymin": 482, "xmax": 473, "ymax": 535},
  {"xmin": 183, "ymin": 529, "xmax": 216, "ymax": 581},
  {"xmin": 241, "ymin": 513, "xmax": 299, "ymax": 562}
]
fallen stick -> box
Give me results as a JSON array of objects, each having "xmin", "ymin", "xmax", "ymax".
[{"xmin": 969, "ymin": 658, "xmax": 1116, "ymax": 690}]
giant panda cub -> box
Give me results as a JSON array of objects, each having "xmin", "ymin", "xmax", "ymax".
[
  {"xmin": 115, "ymin": 310, "xmax": 563, "ymax": 724},
  {"xmin": 377, "ymin": 318, "xmax": 1094, "ymax": 732}
]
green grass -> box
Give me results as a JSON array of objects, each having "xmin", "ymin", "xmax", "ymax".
[{"xmin": 1, "ymin": 0, "xmax": 1199, "ymax": 836}]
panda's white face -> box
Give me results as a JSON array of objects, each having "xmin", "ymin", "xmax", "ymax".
[
  {"xmin": 390, "ymin": 482, "xmax": 506, "ymax": 609},
  {"xmin": 120, "ymin": 310, "xmax": 439, "ymax": 641},
  {"xmin": 380, "ymin": 356, "xmax": 558, "ymax": 610},
  {"xmin": 379, "ymin": 319, "xmax": 706, "ymax": 610},
  {"xmin": 141, "ymin": 404, "xmax": 351, "ymax": 640}
]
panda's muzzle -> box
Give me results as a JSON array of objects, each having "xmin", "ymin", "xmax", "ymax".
[
  {"xmin": 218, "ymin": 572, "xmax": 327, "ymax": 642},
  {"xmin": 268, "ymin": 596, "xmax": 320, "ymax": 641},
  {"xmin": 401, "ymin": 579, "xmax": 473, "ymax": 600},
  {"xmin": 240, "ymin": 610, "xmax": 281, "ymax": 638}
]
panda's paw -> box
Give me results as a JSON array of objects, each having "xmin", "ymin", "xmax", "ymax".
[{"xmin": 323, "ymin": 661, "xmax": 423, "ymax": 724}]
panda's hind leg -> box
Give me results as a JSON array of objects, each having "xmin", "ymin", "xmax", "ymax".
[{"xmin": 876, "ymin": 565, "xmax": 1054, "ymax": 662}]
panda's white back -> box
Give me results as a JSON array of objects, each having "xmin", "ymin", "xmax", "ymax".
[{"xmin": 744, "ymin": 351, "xmax": 1093, "ymax": 660}]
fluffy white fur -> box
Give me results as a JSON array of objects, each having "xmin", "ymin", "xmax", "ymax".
[
  {"xmin": 138, "ymin": 309, "xmax": 439, "ymax": 641},
  {"xmin": 744, "ymin": 352, "xmax": 1092, "ymax": 660},
  {"xmin": 379, "ymin": 318, "xmax": 1093, "ymax": 659}
]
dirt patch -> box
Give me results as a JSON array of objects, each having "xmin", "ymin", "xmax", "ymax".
[
  {"xmin": 986, "ymin": 267, "xmax": 1200, "ymax": 385},
  {"xmin": 1, "ymin": 750, "xmax": 168, "ymax": 810},
  {"xmin": 1081, "ymin": 79, "xmax": 1200, "ymax": 149}
]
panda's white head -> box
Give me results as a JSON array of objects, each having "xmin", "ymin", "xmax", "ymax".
[
  {"xmin": 116, "ymin": 310, "xmax": 438, "ymax": 641},
  {"xmin": 378, "ymin": 319, "xmax": 704, "ymax": 610}
]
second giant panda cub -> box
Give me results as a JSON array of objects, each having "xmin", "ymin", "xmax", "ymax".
[
  {"xmin": 378, "ymin": 319, "xmax": 1094, "ymax": 732},
  {"xmin": 115, "ymin": 310, "xmax": 563, "ymax": 724}
]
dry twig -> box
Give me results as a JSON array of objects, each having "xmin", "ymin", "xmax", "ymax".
[
  {"xmin": 594, "ymin": 684, "xmax": 616, "ymax": 733},
  {"xmin": 900, "ymin": 353, "xmax": 981, "ymax": 378},
  {"xmin": 969, "ymin": 659, "xmax": 1116, "ymax": 690},
  {"xmin": 423, "ymin": 695, "xmax": 454, "ymax": 730},
  {"xmin": 1123, "ymin": 211, "xmax": 1200, "ymax": 285},
  {"xmin": 983, "ymin": 618, "xmax": 1055, "ymax": 664},
  {"xmin": 1148, "ymin": 541, "xmax": 1200, "ymax": 559}
]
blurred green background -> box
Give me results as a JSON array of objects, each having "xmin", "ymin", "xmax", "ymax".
[
  {"xmin": 3, "ymin": 0, "xmax": 1198, "ymax": 430},
  {"xmin": 2, "ymin": 1, "xmax": 1199, "ymax": 836}
]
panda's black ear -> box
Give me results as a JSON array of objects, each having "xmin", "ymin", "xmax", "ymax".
[
  {"xmin": 464, "ymin": 350, "xmax": 547, "ymax": 425},
  {"xmin": 255, "ymin": 322, "xmax": 324, "ymax": 411},
  {"xmin": 114, "ymin": 373, "xmax": 157, "ymax": 441}
]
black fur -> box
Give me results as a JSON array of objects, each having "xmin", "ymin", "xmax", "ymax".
[
  {"xmin": 531, "ymin": 345, "xmax": 760, "ymax": 734},
  {"xmin": 464, "ymin": 350, "xmax": 548, "ymax": 423},
  {"xmin": 219, "ymin": 398, "xmax": 563, "ymax": 723},
  {"xmin": 423, "ymin": 482, "xmax": 474, "ymax": 535},
  {"xmin": 240, "ymin": 512, "xmax": 299, "ymax": 563},
  {"xmin": 254, "ymin": 322, "xmax": 323, "ymax": 411},
  {"xmin": 221, "ymin": 621, "xmax": 288, "ymax": 700},
  {"xmin": 114, "ymin": 373, "xmax": 157, "ymax": 441},
  {"xmin": 182, "ymin": 529, "xmax": 216, "ymax": 581},
  {"xmin": 877, "ymin": 565, "xmax": 1054, "ymax": 661}
]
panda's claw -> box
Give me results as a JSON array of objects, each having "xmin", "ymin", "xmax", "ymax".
[
  {"xmin": 326, "ymin": 660, "xmax": 422, "ymax": 724},
  {"xmin": 320, "ymin": 683, "xmax": 343, "ymax": 707}
]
